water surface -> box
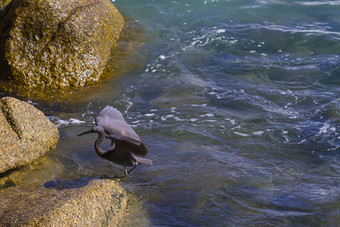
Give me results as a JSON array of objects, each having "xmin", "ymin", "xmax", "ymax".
[{"xmin": 23, "ymin": 0, "xmax": 340, "ymax": 226}]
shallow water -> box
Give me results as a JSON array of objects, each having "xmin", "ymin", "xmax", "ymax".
[{"xmin": 4, "ymin": 0, "xmax": 340, "ymax": 226}]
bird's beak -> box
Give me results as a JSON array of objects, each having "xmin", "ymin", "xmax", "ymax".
[{"xmin": 77, "ymin": 129, "xmax": 94, "ymax": 136}]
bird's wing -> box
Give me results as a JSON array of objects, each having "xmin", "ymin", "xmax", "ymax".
[
  {"xmin": 96, "ymin": 106, "xmax": 142, "ymax": 145},
  {"xmin": 96, "ymin": 106, "xmax": 125, "ymax": 125},
  {"xmin": 105, "ymin": 120, "xmax": 142, "ymax": 145},
  {"xmin": 106, "ymin": 133, "xmax": 141, "ymax": 146}
]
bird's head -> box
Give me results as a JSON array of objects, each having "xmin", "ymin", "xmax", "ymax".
[{"xmin": 77, "ymin": 126, "xmax": 103, "ymax": 136}]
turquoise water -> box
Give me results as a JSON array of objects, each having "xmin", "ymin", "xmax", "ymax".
[{"xmin": 47, "ymin": 0, "xmax": 340, "ymax": 226}]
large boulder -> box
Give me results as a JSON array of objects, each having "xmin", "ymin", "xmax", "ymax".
[
  {"xmin": 0, "ymin": 97, "xmax": 59, "ymax": 173},
  {"xmin": 0, "ymin": 179, "xmax": 128, "ymax": 226},
  {"xmin": 0, "ymin": 0, "xmax": 124, "ymax": 90}
]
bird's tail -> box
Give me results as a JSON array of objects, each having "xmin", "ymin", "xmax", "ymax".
[{"xmin": 133, "ymin": 155, "xmax": 153, "ymax": 165}]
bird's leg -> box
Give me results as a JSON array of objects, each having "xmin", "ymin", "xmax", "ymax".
[
  {"xmin": 116, "ymin": 165, "xmax": 132, "ymax": 179},
  {"xmin": 107, "ymin": 164, "xmax": 138, "ymax": 180},
  {"xmin": 128, "ymin": 164, "xmax": 138, "ymax": 174},
  {"xmin": 107, "ymin": 165, "xmax": 128, "ymax": 180},
  {"xmin": 124, "ymin": 165, "xmax": 129, "ymax": 176}
]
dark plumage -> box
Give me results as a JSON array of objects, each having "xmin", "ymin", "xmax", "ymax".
[{"xmin": 78, "ymin": 106, "xmax": 152, "ymax": 177}]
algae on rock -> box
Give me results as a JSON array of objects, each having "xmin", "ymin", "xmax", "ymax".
[{"xmin": 0, "ymin": 0, "xmax": 125, "ymax": 90}]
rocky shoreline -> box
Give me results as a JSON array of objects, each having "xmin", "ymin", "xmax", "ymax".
[
  {"xmin": 0, "ymin": 97, "xmax": 133, "ymax": 226},
  {"xmin": 0, "ymin": 0, "xmax": 139, "ymax": 225}
]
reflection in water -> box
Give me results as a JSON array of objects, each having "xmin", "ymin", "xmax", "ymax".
[{"xmin": 0, "ymin": 153, "xmax": 64, "ymax": 189}]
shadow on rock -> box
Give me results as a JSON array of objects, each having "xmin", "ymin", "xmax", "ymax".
[
  {"xmin": 44, "ymin": 177, "xmax": 95, "ymax": 190},
  {"xmin": 0, "ymin": 178, "xmax": 129, "ymax": 226}
]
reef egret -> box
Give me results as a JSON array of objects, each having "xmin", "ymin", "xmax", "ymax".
[{"xmin": 78, "ymin": 106, "xmax": 152, "ymax": 178}]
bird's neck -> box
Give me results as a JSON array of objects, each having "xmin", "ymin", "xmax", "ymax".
[{"xmin": 95, "ymin": 134, "xmax": 106, "ymax": 156}]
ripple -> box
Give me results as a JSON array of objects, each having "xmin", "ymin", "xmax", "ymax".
[{"xmin": 296, "ymin": 1, "xmax": 340, "ymax": 6}]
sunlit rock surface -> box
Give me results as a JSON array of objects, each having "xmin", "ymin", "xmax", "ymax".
[
  {"xmin": 0, "ymin": 0, "xmax": 11, "ymax": 9},
  {"xmin": 0, "ymin": 97, "xmax": 59, "ymax": 173},
  {"xmin": 0, "ymin": 0, "xmax": 124, "ymax": 90},
  {"xmin": 0, "ymin": 179, "xmax": 128, "ymax": 226}
]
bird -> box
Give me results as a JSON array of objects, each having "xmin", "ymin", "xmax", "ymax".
[{"xmin": 78, "ymin": 106, "xmax": 152, "ymax": 178}]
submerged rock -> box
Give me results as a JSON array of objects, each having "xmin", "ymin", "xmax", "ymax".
[
  {"xmin": 0, "ymin": 97, "xmax": 59, "ymax": 174},
  {"xmin": 0, "ymin": 154, "xmax": 64, "ymax": 189},
  {"xmin": 0, "ymin": 0, "xmax": 124, "ymax": 91},
  {"xmin": 0, "ymin": 179, "xmax": 128, "ymax": 226}
]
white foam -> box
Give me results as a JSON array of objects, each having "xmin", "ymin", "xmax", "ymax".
[
  {"xmin": 125, "ymin": 101, "xmax": 133, "ymax": 113},
  {"xmin": 317, "ymin": 123, "xmax": 336, "ymax": 136},
  {"xmin": 27, "ymin": 100, "xmax": 38, "ymax": 105},
  {"xmin": 225, "ymin": 118, "xmax": 236, "ymax": 125},
  {"xmin": 69, "ymin": 118, "xmax": 85, "ymax": 124},
  {"xmin": 297, "ymin": 1, "xmax": 340, "ymax": 6},
  {"xmin": 234, "ymin": 132, "xmax": 249, "ymax": 137},
  {"xmin": 191, "ymin": 104, "xmax": 207, "ymax": 107},
  {"xmin": 144, "ymin": 113, "xmax": 155, "ymax": 117},
  {"xmin": 56, "ymin": 119, "xmax": 70, "ymax": 127},
  {"xmin": 232, "ymin": 125, "xmax": 241, "ymax": 130},
  {"xmin": 216, "ymin": 29, "xmax": 226, "ymax": 33},
  {"xmin": 252, "ymin": 131, "xmax": 264, "ymax": 136},
  {"xmin": 48, "ymin": 116, "xmax": 86, "ymax": 128}
]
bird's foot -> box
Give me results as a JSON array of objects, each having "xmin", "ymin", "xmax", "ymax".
[
  {"xmin": 106, "ymin": 168, "xmax": 129, "ymax": 180},
  {"xmin": 107, "ymin": 175, "xmax": 127, "ymax": 180},
  {"xmin": 105, "ymin": 165, "xmax": 138, "ymax": 180}
]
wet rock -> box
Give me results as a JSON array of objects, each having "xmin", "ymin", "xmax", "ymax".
[
  {"xmin": 0, "ymin": 179, "xmax": 128, "ymax": 226},
  {"xmin": 0, "ymin": 97, "xmax": 59, "ymax": 174},
  {"xmin": 0, "ymin": 0, "xmax": 11, "ymax": 9},
  {"xmin": 0, "ymin": 154, "xmax": 64, "ymax": 189},
  {"xmin": 0, "ymin": 0, "xmax": 124, "ymax": 90}
]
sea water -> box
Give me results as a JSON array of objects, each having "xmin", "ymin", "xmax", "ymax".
[{"xmin": 40, "ymin": 0, "xmax": 340, "ymax": 225}]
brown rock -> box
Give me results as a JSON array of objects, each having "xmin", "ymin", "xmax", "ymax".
[
  {"xmin": 0, "ymin": 97, "xmax": 59, "ymax": 174},
  {"xmin": 0, "ymin": 0, "xmax": 124, "ymax": 90},
  {"xmin": 0, "ymin": 179, "xmax": 128, "ymax": 226}
]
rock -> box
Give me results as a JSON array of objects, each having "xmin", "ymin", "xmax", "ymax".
[
  {"xmin": 0, "ymin": 154, "xmax": 64, "ymax": 189},
  {"xmin": 0, "ymin": 0, "xmax": 12, "ymax": 9},
  {"xmin": 0, "ymin": 179, "xmax": 128, "ymax": 226},
  {"xmin": 0, "ymin": 97, "xmax": 59, "ymax": 174},
  {"xmin": 0, "ymin": 0, "xmax": 124, "ymax": 90}
]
